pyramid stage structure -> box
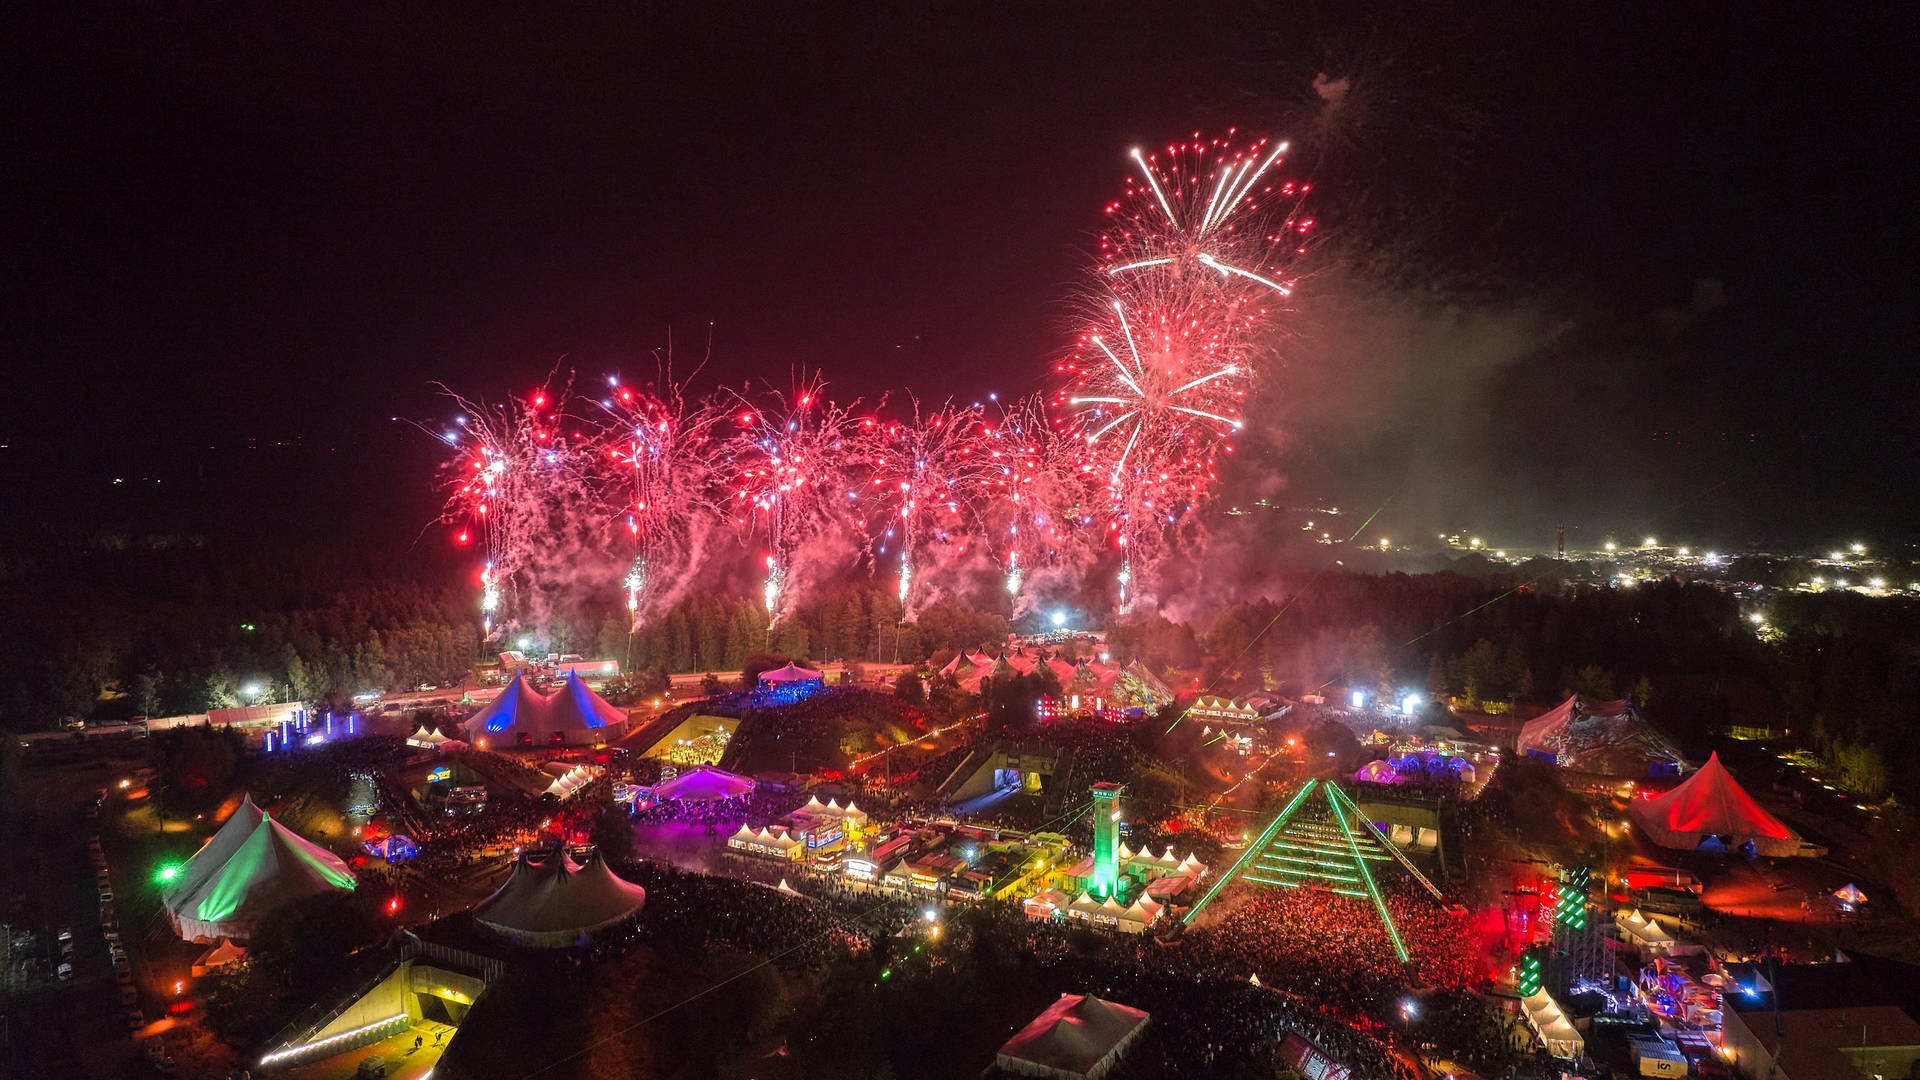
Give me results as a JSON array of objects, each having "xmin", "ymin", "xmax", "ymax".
[{"xmin": 1184, "ymin": 779, "xmax": 1444, "ymax": 964}]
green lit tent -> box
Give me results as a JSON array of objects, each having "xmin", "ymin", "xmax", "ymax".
[
  {"xmin": 161, "ymin": 794, "xmax": 265, "ymax": 915},
  {"xmin": 162, "ymin": 809, "xmax": 356, "ymax": 942}
]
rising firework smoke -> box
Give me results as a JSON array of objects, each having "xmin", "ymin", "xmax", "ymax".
[
  {"xmin": 725, "ymin": 373, "xmax": 859, "ymax": 627},
  {"xmin": 853, "ymin": 397, "xmax": 999, "ymax": 619},
  {"xmin": 982, "ymin": 396, "xmax": 1092, "ymax": 615},
  {"xmin": 425, "ymin": 378, "xmax": 591, "ymax": 640},
  {"xmin": 585, "ymin": 368, "xmax": 729, "ymax": 630}
]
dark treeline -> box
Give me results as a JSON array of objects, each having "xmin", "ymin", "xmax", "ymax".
[
  {"xmin": 0, "ymin": 524, "xmax": 478, "ymax": 724},
  {"xmin": 598, "ymin": 584, "xmax": 1011, "ymax": 678},
  {"xmin": 8, "ymin": 522, "xmax": 1916, "ymax": 803}
]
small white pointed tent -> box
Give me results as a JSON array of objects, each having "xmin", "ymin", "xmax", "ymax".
[
  {"xmin": 1632, "ymin": 752, "xmax": 1822, "ymax": 857},
  {"xmin": 191, "ymin": 938, "xmax": 247, "ymax": 976},
  {"xmin": 162, "ymin": 809, "xmax": 357, "ymax": 943},
  {"xmin": 406, "ymin": 724, "xmax": 451, "ymax": 749},
  {"xmin": 1617, "ymin": 908, "xmax": 1677, "ymax": 954},
  {"xmin": 995, "ymin": 993, "xmax": 1150, "ymax": 1080}
]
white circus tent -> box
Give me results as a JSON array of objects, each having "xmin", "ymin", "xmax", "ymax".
[{"xmin": 162, "ymin": 805, "xmax": 357, "ymax": 943}]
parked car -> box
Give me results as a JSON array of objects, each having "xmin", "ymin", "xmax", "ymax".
[
  {"xmin": 56, "ymin": 962, "xmax": 75, "ymax": 981},
  {"xmin": 120, "ymin": 986, "xmax": 140, "ymax": 1006}
]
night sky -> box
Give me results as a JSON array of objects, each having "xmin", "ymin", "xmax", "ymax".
[{"xmin": 8, "ymin": 5, "xmax": 1916, "ymax": 546}]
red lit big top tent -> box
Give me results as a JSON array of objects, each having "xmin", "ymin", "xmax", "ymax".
[
  {"xmin": 474, "ymin": 845, "xmax": 647, "ymax": 948},
  {"xmin": 995, "ymin": 993, "xmax": 1150, "ymax": 1080},
  {"xmin": 461, "ymin": 672, "xmax": 626, "ymax": 747},
  {"xmin": 1632, "ymin": 753, "xmax": 1822, "ymax": 857},
  {"xmin": 162, "ymin": 808, "xmax": 357, "ymax": 942},
  {"xmin": 1516, "ymin": 693, "xmax": 1686, "ymax": 777}
]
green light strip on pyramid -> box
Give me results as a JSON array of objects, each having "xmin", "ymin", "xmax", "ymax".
[
  {"xmin": 1324, "ymin": 782, "xmax": 1445, "ymax": 900},
  {"xmin": 1325, "ymin": 782, "xmax": 1410, "ymax": 965},
  {"xmin": 1183, "ymin": 779, "xmax": 1319, "ymax": 924}
]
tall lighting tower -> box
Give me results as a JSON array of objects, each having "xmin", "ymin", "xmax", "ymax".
[{"xmin": 1090, "ymin": 782, "xmax": 1126, "ymax": 899}]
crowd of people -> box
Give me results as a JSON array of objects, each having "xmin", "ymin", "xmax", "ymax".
[
  {"xmin": 628, "ymin": 784, "xmax": 803, "ymax": 835},
  {"xmin": 1173, "ymin": 882, "xmax": 1484, "ymax": 1008}
]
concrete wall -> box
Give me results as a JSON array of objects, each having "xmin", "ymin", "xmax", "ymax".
[{"xmin": 309, "ymin": 964, "xmax": 412, "ymax": 1042}]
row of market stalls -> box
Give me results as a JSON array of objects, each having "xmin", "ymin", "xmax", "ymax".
[
  {"xmin": 1023, "ymin": 891, "xmax": 1165, "ymax": 934},
  {"xmin": 1520, "ymin": 989, "xmax": 1585, "ymax": 1061}
]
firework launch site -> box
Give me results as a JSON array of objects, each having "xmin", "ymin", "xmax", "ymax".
[{"xmin": 7, "ymin": 8, "xmax": 1920, "ymax": 1080}]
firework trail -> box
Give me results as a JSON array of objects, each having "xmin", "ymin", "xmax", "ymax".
[
  {"xmin": 726, "ymin": 373, "xmax": 860, "ymax": 627},
  {"xmin": 425, "ymin": 378, "xmax": 590, "ymax": 640},
  {"xmin": 981, "ymin": 396, "xmax": 1091, "ymax": 612},
  {"xmin": 585, "ymin": 368, "xmax": 729, "ymax": 630},
  {"xmin": 1059, "ymin": 132, "xmax": 1311, "ymax": 610},
  {"xmin": 853, "ymin": 397, "xmax": 1000, "ymax": 619}
]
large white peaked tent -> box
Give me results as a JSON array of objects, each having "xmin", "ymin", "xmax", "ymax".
[
  {"xmin": 162, "ymin": 802, "xmax": 357, "ymax": 942},
  {"xmin": 162, "ymin": 795, "xmax": 266, "ymax": 919},
  {"xmin": 462, "ymin": 672, "xmax": 626, "ymax": 748},
  {"xmin": 474, "ymin": 845, "xmax": 647, "ymax": 948}
]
